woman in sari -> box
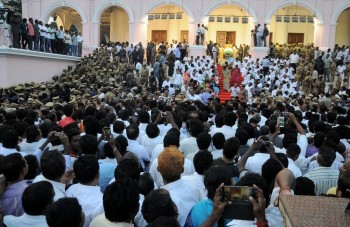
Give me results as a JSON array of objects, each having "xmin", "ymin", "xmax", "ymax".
[{"xmin": 222, "ymin": 66, "xmax": 231, "ymax": 91}]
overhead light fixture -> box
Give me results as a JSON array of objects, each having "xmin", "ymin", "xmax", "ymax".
[
  {"xmin": 148, "ymin": 15, "xmax": 154, "ymax": 20},
  {"xmin": 208, "ymin": 16, "xmax": 215, "ymax": 22},
  {"xmin": 276, "ymin": 16, "xmax": 282, "ymax": 22},
  {"xmin": 217, "ymin": 17, "xmax": 223, "ymax": 22},
  {"xmin": 225, "ymin": 17, "xmax": 231, "ymax": 23},
  {"xmin": 176, "ymin": 13, "xmax": 182, "ymax": 19},
  {"xmin": 169, "ymin": 14, "xmax": 175, "ymax": 19},
  {"xmin": 284, "ymin": 16, "xmax": 290, "ymax": 22},
  {"xmin": 154, "ymin": 14, "xmax": 160, "ymax": 19},
  {"xmin": 299, "ymin": 16, "xmax": 306, "ymax": 22},
  {"xmin": 307, "ymin": 17, "xmax": 314, "ymax": 23},
  {"xmin": 233, "ymin": 17, "xmax": 239, "ymax": 23},
  {"xmin": 242, "ymin": 17, "xmax": 248, "ymax": 24},
  {"xmin": 292, "ymin": 16, "xmax": 298, "ymax": 22}
]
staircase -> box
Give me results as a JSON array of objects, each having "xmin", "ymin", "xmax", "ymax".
[{"xmin": 217, "ymin": 65, "xmax": 243, "ymax": 103}]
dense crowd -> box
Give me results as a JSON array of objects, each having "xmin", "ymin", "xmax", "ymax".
[
  {"xmin": 7, "ymin": 14, "xmax": 83, "ymax": 56},
  {"xmin": 0, "ymin": 40, "xmax": 350, "ymax": 227}
]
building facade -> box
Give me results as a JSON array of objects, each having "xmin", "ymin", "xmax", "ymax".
[{"xmin": 21, "ymin": 0, "xmax": 350, "ymax": 52}]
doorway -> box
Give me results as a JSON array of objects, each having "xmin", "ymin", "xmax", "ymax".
[
  {"xmin": 181, "ymin": 30, "xmax": 189, "ymax": 43},
  {"xmin": 151, "ymin": 30, "xmax": 167, "ymax": 44},
  {"xmin": 216, "ymin": 31, "xmax": 236, "ymax": 47},
  {"xmin": 288, "ymin": 33, "xmax": 304, "ymax": 44}
]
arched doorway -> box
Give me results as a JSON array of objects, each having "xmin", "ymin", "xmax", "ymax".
[
  {"xmin": 335, "ymin": 8, "xmax": 350, "ymax": 46},
  {"xmin": 46, "ymin": 7, "xmax": 82, "ymax": 33},
  {"xmin": 206, "ymin": 4, "xmax": 252, "ymax": 47},
  {"xmin": 269, "ymin": 5, "xmax": 316, "ymax": 45},
  {"xmin": 147, "ymin": 5, "xmax": 189, "ymax": 44},
  {"xmin": 99, "ymin": 7, "xmax": 129, "ymax": 45}
]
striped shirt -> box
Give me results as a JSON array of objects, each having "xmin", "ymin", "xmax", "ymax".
[{"xmin": 304, "ymin": 166, "xmax": 339, "ymax": 196}]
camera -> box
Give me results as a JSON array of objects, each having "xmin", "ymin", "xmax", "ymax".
[{"xmin": 262, "ymin": 141, "xmax": 270, "ymax": 147}]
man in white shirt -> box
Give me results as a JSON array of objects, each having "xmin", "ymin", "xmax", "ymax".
[
  {"xmin": 211, "ymin": 132, "xmax": 225, "ymax": 159},
  {"xmin": 77, "ymin": 32, "xmax": 83, "ymax": 57},
  {"xmin": 66, "ymin": 155, "xmax": 104, "ymax": 227},
  {"xmin": 179, "ymin": 119, "xmax": 203, "ymax": 157},
  {"xmin": 289, "ymin": 51, "xmax": 299, "ymax": 72},
  {"xmin": 158, "ymin": 147, "xmax": 201, "ymax": 226},
  {"xmin": 4, "ymin": 181, "xmax": 54, "ymax": 227},
  {"xmin": 210, "ymin": 112, "xmax": 237, "ymax": 140},
  {"xmin": 126, "ymin": 125, "xmax": 151, "ymax": 170},
  {"xmin": 229, "ymin": 83, "xmax": 241, "ymax": 99},
  {"xmin": 304, "ymin": 146, "xmax": 339, "ymax": 195},
  {"xmin": 90, "ymin": 178, "xmax": 139, "ymax": 227},
  {"xmin": 256, "ymin": 24, "xmax": 264, "ymax": 47},
  {"xmin": 182, "ymin": 151, "xmax": 213, "ymax": 200},
  {"xmin": 141, "ymin": 123, "xmax": 163, "ymax": 156}
]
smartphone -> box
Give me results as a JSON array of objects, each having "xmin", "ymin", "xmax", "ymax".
[
  {"xmin": 221, "ymin": 186, "xmax": 256, "ymax": 221},
  {"xmin": 161, "ymin": 112, "xmax": 167, "ymax": 118},
  {"xmin": 221, "ymin": 186, "xmax": 254, "ymax": 202},
  {"xmin": 278, "ymin": 116, "xmax": 285, "ymax": 128},
  {"xmin": 103, "ymin": 127, "xmax": 111, "ymax": 135},
  {"xmin": 282, "ymin": 111, "xmax": 289, "ymax": 117}
]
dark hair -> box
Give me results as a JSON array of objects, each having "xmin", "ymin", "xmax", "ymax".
[
  {"xmin": 39, "ymin": 122, "xmax": 52, "ymax": 138},
  {"xmin": 83, "ymin": 116, "xmax": 100, "ymax": 136},
  {"xmin": 138, "ymin": 110, "xmax": 150, "ymax": 123},
  {"xmin": 337, "ymin": 170, "xmax": 350, "ymax": 198},
  {"xmin": 103, "ymin": 178, "xmax": 139, "ymax": 222},
  {"xmin": 147, "ymin": 216, "xmax": 180, "ymax": 227},
  {"xmin": 139, "ymin": 172, "xmax": 154, "ymax": 196},
  {"xmin": 163, "ymin": 130, "xmax": 180, "ymax": 147},
  {"xmin": 24, "ymin": 155, "xmax": 39, "ymax": 180},
  {"xmin": 115, "ymin": 135, "xmax": 128, "ymax": 155},
  {"xmin": 13, "ymin": 121, "xmax": 30, "ymax": 138},
  {"xmin": 327, "ymin": 112, "xmax": 337, "ymax": 123},
  {"xmin": 1, "ymin": 153, "xmax": 26, "ymax": 182},
  {"xmin": 235, "ymin": 128, "xmax": 249, "ymax": 145},
  {"xmin": 212, "ymin": 133, "xmax": 225, "ymax": 150},
  {"xmin": 62, "ymin": 104, "xmax": 74, "ymax": 117},
  {"xmin": 22, "ymin": 181, "xmax": 54, "ymax": 215},
  {"xmin": 236, "ymin": 172, "xmax": 270, "ymax": 206},
  {"xmin": 126, "ymin": 125, "xmax": 139, "ymax": 140},
  {"xmin": 2, "ymin": 130, "xmax": 19, "ymax": 149},
  {"xmin": 224, "ymin": 112, "xmax": 237, "ymax": 127},
  {"xmin": 196, "ymin": 132, "xmax": 211, "ymax": 150},
  {"xmin": 79, "ymin": 134, "xmax": 99, "ymax": 155},
  {"xmin": 142, "ymin": 189, "xmax": 178, "ymax": 223},
  {"xmin": 113, "ymin": 121, "xmax": 125, "ymax": 134},
  {"xmin": 188, "ymin": 119, "xmax": 204, "ymax": 138},
  {"xmin": 317, "ymin": 146, "xmax": 336, "ymax": 167},
  {"xmin": 46, "ymin": 198, "xmax": 83, "ymax": 227},
  {"xmin": 40, "ymin": 150, "xmax": 66, "ymax": 181},
  {"xmin": 282, "ymin": 133, "xmax": 297, "ymax": 149},
  {"xmin": 314, "ymin": 132, "xmax": 326, "ymax": 148},
  {"xmin": 223, "ymin": 137, "xmax": 240, "ymax": 159},
  {"xmin": 275, "ymin": 153, "xmax": 289, "ymax": 168},
  {"xmin": 262, "ymin": 158, "xmax": 283, "ymax": 189},
  {"xmin": 146, "ymin": 123, "xmax": 160, "ymax": 139},
  {"xmin": 193, "ymin": 151, "xmax": 213, "ymax": 175},
  {"xmin": 25, "ymin": 125, "xmax": 40, "ymax": 143},
  {"xmin": 294, "ymin": 177, "xmax": 316, "ymax": 196},
  {"xmin": 73, "ymin": 155, "xmax": 99, "ymax": 184},
  {"xmin": 204, "ymin": 165, "xmax": 231, "ymax": 199},
  {"xmin": 114, "ymin": 158, "xmax": 141, "ymax": 182},
  {"xmin": 286, "ymin": 143, "xmax": 301, "ymax": 160}
]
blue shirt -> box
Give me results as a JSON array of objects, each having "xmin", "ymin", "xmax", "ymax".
[{"xmin": 98, "ymin": 158, "xmax": 117, "ymax": 193}]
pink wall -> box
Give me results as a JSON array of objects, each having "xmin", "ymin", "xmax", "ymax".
[
  {"xmin": 20, "ymin": 0, "xmax": 350, "ymax": 53},
  {"xmin": 0, "ymin": 47, "xmax": 79, "ymax": 87}
]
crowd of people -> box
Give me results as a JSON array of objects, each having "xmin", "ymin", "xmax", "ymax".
[
  {"xmin": 0, "ymin": 39, "xmax": 350, "ymax": 227},
  {"xmin": 7, "ymin": 14, "xmax": 83, "ymax": 56}
]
